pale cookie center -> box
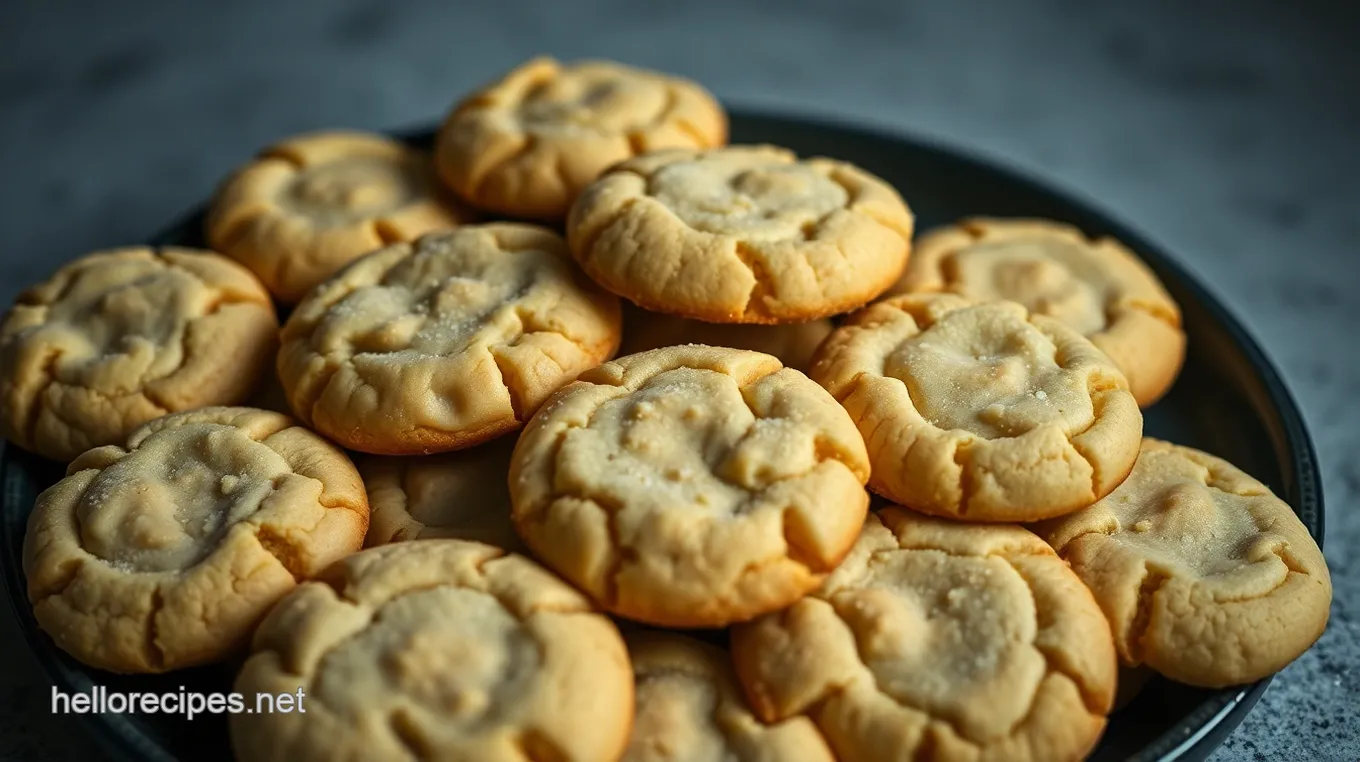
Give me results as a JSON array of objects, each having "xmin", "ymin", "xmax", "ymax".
[
  {"xmin": 518, "ymin": 74, "xmax": 668, "ymax": 134},
  {"xmin": 313, "ymin": 587, "xmax": 540, "ymax": 729},
  {"xmin": 281, "ymin": 156, "xmax": 420, "ymax": 224},
  {"xmin": 950, "ymin": 239, "xmax": 1113, "ymax": 335},
  {"xmin": 1115, "ymin": 478, "xmax": 1273, "ymax": 577},
  {"xmin": 650, "ymin": 159, "xmax": 847, "ymax": 239},
  {"xmin": 39, "ymin": 263, "xmax": 208, "ymax": 392},
  {"xmin": 77, "ymin": 424, "xmax": 289, "ymax": 573},
  {"xmin": 830, "ymin": 551, "xmax": 1045, "ymax": 740},
  {"xmin": 627, "ymin": 669, "xmax": 729, "ymax": 762},
  {"xmin": 309, "ymin": 244, "xmax": 540, "ymax": 360},
  {"xmin": 555, "ymin": 368, "xmax": 827, "ymax": 517},
  {"xmin": 888, "ymin": 305, "xmax": 1095, "ymax": 439}
]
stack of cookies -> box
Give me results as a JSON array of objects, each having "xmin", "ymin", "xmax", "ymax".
[{"xmin": 0, "ymin": 57, "xmax": 1331, "ymax": 762}]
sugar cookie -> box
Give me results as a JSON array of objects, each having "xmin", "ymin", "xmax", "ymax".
[
  {"xmin": 510, "ymin": 345, "xmax": 871, "ymax": 627},
  {"xmin": 1, "ymin": 247, "xmax": 277, "ymax": 462},
  {"xmin": 22, "ymin": 407, "xmax": 366, "ymax": 673},
  {"xmin": 732, "ymin": 509, "xmax": 1117, "ymax": 762},
  {"xmin": 1036, "ymin": 438, "xmax": 1331, "ymax": 687},
  {"xmin": 811, "ymin": 293, "xmax": 1142, "ymax": 522},
  {"xmin": 208, "ymin": 130, "xmax": 470, "ymax": 302},
  {"xmin": 231, "ymin": 539, "xmax": 633, "ymax": 762},
  {"xmin": 278, "ymin": 223, "xmax": 621, "ymax": 455},
  {"xmin": 568, "ymin": 145, "xmax": 913, "ymax": 323},
  {"xmin": 894, "ymin": 219, "xmax": 1184, "ymax": 406},
  {"xmin": 437, "ymin": 57, "xmax": 726, "ymax": 220}
]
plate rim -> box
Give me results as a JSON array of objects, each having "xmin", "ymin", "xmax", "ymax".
[{"xmin": 0, "ymin": 105, "xmax": 1325, "ymax": 762}]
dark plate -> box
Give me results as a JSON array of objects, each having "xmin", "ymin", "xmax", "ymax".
[{"xmin": 0, "ymin": 109, "xmax": 1322, "ymax": 762}]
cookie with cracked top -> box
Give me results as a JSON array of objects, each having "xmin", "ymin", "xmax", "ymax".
[
  {"xmin": 509, "ymin": 345, "xmax": 871, "ymax": 627},
  {"xmin": 892, "ymin": 218, "xmax": 1185, "ymax": 407},
  {"xmin": 811, "ymin": 293, "xmax": 1142, "ymax": 522},
  {"xmin": 230, "ymin": 539, "xmax": 633, "ymax": 762},
  {"xmin": 731, "ymin": 508, "xmax": 1117, "ymax": 762},
  {"xmin": 277, "ymin": 223, "xmax": 622, "ymax": 455},
  {"xmin": 622, "ymin": 630, "xmax": 835, "ymax": 762},
  {"xmin": 22, "ymin": 407, "xmax": 367, "ymax": 673},
  {"xmin": 436, "ymin": 57, "xmax": 728, "ymax": 221},
  {"xmin": 0, "ymin": 247, "xmax": 278, "ymax": 462},
  {"xmin": 207, "ymin": 130, "xmax": 472, "ymax": 303},
  {"xmin": 1034, "ymin": 438, "xmax": 1331, "ymax": 687},
  {"xmin": 567, "ymin": 145, "xmax": 914, "ymax": 324}
]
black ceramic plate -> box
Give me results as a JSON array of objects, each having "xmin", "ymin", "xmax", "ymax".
[{"xmin": 0, "ymin": 110, "xmax": 1323, "ymax": 762}]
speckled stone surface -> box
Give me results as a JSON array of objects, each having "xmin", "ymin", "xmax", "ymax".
[{"xmin": 0, "ymin": 1, "xmax": 1355, "ymax": 759}]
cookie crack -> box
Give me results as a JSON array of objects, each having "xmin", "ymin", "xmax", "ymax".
[
  {"xmin": 1121, "ymin": 297, "xmax": 1181, "ymax": 330},
  {"xmin": 734, "ymin": 241, "xmax": 775, "ymax": 320},
  {"xmin": 1002, "ymin": 556, "xmax": 1109, "ymax": 717},
  {"xmin": 29, "ymin": 557, "xmax": 82, "ymax": 607},
  {"xmin": 145, "ymin": 585, "xmax": 167, "ymax": 672},
  {"xmin": 371, "ymin": 218, "xmax": 406, "ymax": 247},
  {"xmin": 24, "ymin": 345, "xmax": 64, "ymax": 448},
  {"xmin": 253, "ymin": 524, "xmax": 307, "ymax": 583},
  {"xmin": 673, "ymin": 117, "xmax": 713, "ymax": 147},
  {"xmin": 488, "ymin": 348, "xmax": 527, "ymax": 422},
  {"xmin": 471, "ymin": 134, "xmax": 536, "ymax": 200},
  {"xmin": 207, "ymin": 205, "xmax": 266, "ymax": 256},
  {"xmin": 953, "ymin": 440, "xmax": 974, "ymax": 517},
  {"xmin": 572, "ymin": 196, "xmax": 641, "ymax": 271},
  {"xmin": 515, "ymin": 728, "xmax": 571, "ymax": 762},
  {"xmin": 388, "ymin": 707, "xmax": 433, "ymax": 761},
  {"xmin": 1129, "ymin": 564, "xmax": 1169, "ymax": 664}
]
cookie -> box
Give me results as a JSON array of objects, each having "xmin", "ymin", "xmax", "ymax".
[
  {"xmin": 22, "ymin": 407, "xmax": 367, "ymax": 673},
  {"xmin": 894, "ymin": 219, "xmax": 1185, "ymax": 407},
  {"xmin": 361, "ymin": 436, "xmax": 524, "ymax": 552},
  {"xmin": 207, "ymin": 130, "xmax": 470, "ymax": 303},
  {"xmin": 568, "ymin": 145, "xmax": 914, "ymax": 324},
  {"xmin": 278, "ymin": 223, "xmax": 622, "ymax": 455},
  {"xmin": 623, "ymin": 630, "xmax": 835, "ymax": 762},
  {"xmin": 436, "ymin": 57, "xmax": 727, "ymax": 220},
  {"xmin": 619, "ymin": 303, "xmax": 834, "ymax": 372},
  {"xmin": 230, "ymin": 539, "xmax": 633, "ymax": 762},
  {"xmin": 1035, "ymin": 438, "xmax": 1331, "ymax": 687},
  {"xmin": 732, "ymin": 508, "xmax": 1117, "ymax": 762},
  {"xmin": 811, "ymin": 293, "xmax": 1142, "ymax": 522},
  {"xmin": 510, "ymin": 345, "xmax": 871, "ymax": 627},
  {"xmin": 1, "ymin": 247, "xmax": 278, "ymax": 462}
]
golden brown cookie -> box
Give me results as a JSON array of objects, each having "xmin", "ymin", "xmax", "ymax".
[
  {"xmin": 0, "ymin": 247, "xmax": 278, "ymax": 462},
  {"xmin": 811, "ymin": 293, "xmax": 1142, "ymax": 522},
  {"xmin": 894, "ymin": 219, "xmax": 1185, "ymax": 407},
  {"xmin": 278, "ymin": 223, "xmax": 622, "ymax": 455},
  {"xmin": 231, "ymin": 539, "xmax": 634, "ymax": 762},
  {"xmin": 22, "ymin": 407, "xmax": 367, "ymax": 674},
  {"xmin": 1035, "ymin": 438, "xmax": 1331, "ymax": 688},
  {"xmin": 510, "ymin": 345, "xmax": 871, "ymax": 627},
  {"xmin": 619, "ymin": 303, "xmax": 833, "ymax": 372},
  {"xmin": 436, "ymin": 57, "xmax": 727, "ymax": 220},
  {"xmin": 208, "ymin": 130, "xmax": 470, "ymax": 302},
  {"xmin": 732, "ymin": 508, "xmax": 1117, "ymax": 762},
  {"xmin": 568, "ymin": 145, "xmax": 914, "ymax": 324},
  {"xmin": 361, "ymin": 436, "xmax": 524, "ymax": 552},
  {"xmin": 624, "ymin": 630, "xmax": 835, "ymax": 762}
]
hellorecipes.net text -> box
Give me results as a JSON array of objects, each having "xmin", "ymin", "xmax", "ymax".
[{"xmin": 52, "ymin": 685, "xmax": 306, "ymax": 721}]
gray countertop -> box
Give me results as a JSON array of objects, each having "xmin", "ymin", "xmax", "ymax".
[{"xmin": 1, "ymin": 0, "xmax": 1356, "ymax": 759}]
